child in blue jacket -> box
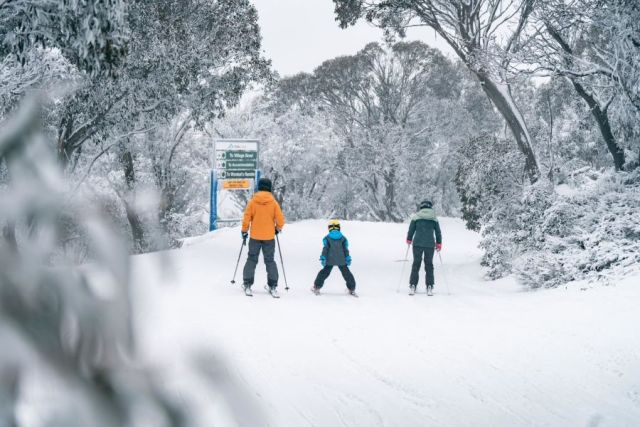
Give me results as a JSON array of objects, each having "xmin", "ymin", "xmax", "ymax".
[{"xmin": 311, "ymin": 220, "xmax": 357, "ymax": 296}]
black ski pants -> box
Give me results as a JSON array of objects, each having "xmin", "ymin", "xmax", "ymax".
[
  {"xmin": 314, "ymin": 265, "xmax": 356, "ymax": 291},
  {"xmin": 243, "ymin": 238, "xmax": 278, "ymax": 288},
  {"xmin": 409, "ymin": 246, "xmax": 435, "ymax": 287}
]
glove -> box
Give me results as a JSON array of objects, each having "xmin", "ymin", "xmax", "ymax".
[
  {"xmin": 320, "ymin": 256, "xmax": 326, "ymax": 267},
  {"xmin": 241, "ymin": 231, "xmax": 248, "ymax": 242},
  {"xmin": 346, "ymin": 255, "xmax": 352, "ymax": 266},
  {"xmin": 436, "ymin": 243, "xmax": 442, "ymax": 252},
  {"xmin": 406, "ymin": 239, "xmax": 412, "ymax": 245},
  {"xmin": 275, "ymin": 228, "xmax": 281, "ymax": 235}
]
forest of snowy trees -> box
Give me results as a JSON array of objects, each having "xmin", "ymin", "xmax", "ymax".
[
  {"xmin": 197, "ymin": 0, "xmax": 640, "ymax": 288},
  {"xmin": 1, "ymin": 1, "xmax": 639, "ymax": 423},
  {"xmin": 2, "ymin": 1, "xmax": 639, "ymax": 285},
  {"xmin": 325, "ymin": 0, "xmax": 640, "ymax": 287}
]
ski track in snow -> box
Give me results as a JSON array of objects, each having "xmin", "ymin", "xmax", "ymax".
[{"xmin": 127, "ymin": 219, "xmax": 640, "ymax": 426}]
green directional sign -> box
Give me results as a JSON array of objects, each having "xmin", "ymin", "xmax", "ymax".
[
  {"xmin": 224, "ymin": 151, "xmax": 257, "ymax": 160},
  {"xmin": 226, "ymin": 160, "xmax": 257, "ymax": 170},
  {"xmin": 214, "ymin": 140, "xmax": 259, "ymax": 186},
  {"xmin": 215, "ymin": 160, "xmax": 257, "ymax": 170},
  {"xmin": 220, "ymin": 170, "xmax": 256, "ymax": 179}
]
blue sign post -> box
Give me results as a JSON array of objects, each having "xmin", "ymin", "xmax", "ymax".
[
  {"xmin": 209, "ymin": 170, "xmax": 218, "ymax": 231},
  {"xmin": 254, "ymin": 169, "xmax": 261, "ymax": 191}
]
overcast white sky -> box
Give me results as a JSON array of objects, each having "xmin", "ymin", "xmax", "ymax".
[{"xmin": 251, "ymin": 0, "xmax": 454, "ymax": 77}]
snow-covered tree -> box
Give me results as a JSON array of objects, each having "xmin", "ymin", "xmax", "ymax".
[
  {"xmin": 0, "ymin": 0, "xmax": 127, "ymax": 75},
  {"xmin": 56, "ymin": 0, "xmax": 272, "ymax": 250},
  {"xmin": 333, "ymin": 0, "xmax": 542, "ymax": 183},
  {"xmin": 213, "ymin": 99, "xmax": 342, "ymax": 221},
  {"xmin": 272, "ymin": 42, "xmax": 479, "ymax": 221},
  {"xmin": 517, "ymin": 0, "xmax": 628, "ymax": 171}
]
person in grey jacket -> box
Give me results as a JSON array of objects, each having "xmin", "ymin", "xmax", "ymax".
[
  {"xmin": 406, "ymin": 200, "xmax": 442, "ymax": 295},
  {"xmin": 311, "ymin": 219, "xmax": 357, "ymax": 296}
]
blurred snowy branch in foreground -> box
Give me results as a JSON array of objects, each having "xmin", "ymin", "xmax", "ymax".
[{"xmin": 0, "ymin": 97, "xmax": 263, "ymax": 426}]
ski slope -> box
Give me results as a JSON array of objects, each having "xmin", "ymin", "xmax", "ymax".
[{"xmin": 131, "ymin": 218, "xmax": 640, "ymax": 426}]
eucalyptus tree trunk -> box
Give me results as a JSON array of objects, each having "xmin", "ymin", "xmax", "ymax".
[
  {"xmin": 546, "ymin": 24, "xmax": 626, "ymax": 171},
  {"xmin": 474, "ymin": 70, "xmax": 540, "ymax": 182},
  {"xmin": 119, "ymin": 144, "xmax": 146, "ymax": 252}
]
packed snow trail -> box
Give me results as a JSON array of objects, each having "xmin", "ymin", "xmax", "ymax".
[{"xmin": 130, "ymin": 219, "xmax": 640, "ymax": 426}]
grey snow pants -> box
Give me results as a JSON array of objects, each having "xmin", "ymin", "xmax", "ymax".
[
  {"xmin": 409, "ymin": 246, "xmax": 435, "ymax": 287},
  {"xmin": 243, "ymin": 238, "xmax": 278, "ymax": 288},
  {"xmin": 314, "ymin": 265, "xmax": 356, "ymax": 291}
]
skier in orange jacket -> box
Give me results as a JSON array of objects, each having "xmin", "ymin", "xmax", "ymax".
[{"xmin": 240, "ymin": 177, "xmax": 285, "ymax": 297}]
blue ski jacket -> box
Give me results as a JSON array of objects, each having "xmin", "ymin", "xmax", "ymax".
[{"xmin": 320, "ymin": 230, "xmax": 351, "ymax": 266}]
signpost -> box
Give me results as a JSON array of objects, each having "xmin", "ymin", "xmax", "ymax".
[{"xmin": 210, "ymin": 139, "xmax": 259, "ymax": 231}]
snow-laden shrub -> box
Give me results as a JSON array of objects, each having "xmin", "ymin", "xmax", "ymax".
[
  {"xmin": 163, "ymin": 209, "xmax": 208, "ymax": 244},
  {"xmin": 479, "ymin": 181, "xmax": 555, "ymax": 279},
  {"xmin": 456, "ymin": 134, "xmax": 525, "ymax": 232},
  {"xmin": 480, "ymin": 221, "xmax": 518, "ymax": 279},
  {"xmin": 516, "ymin": 251, "xmax": 567, "ymax": 288},
  {"xmin": 462, "ymin": 129, "xmax": 640, "ymax": 287},
  {"xmin": 513, "ymin": 169, "xmax": 640, "ymax": 287}
]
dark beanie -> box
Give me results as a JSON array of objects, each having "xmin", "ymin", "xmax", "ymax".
[
  {"xmin": 258, "ymin": 177, "xmax": 272, "ymax": 192},
  {"xmin": 419, "ymin": 200, "xmax": 433, "ymax": 209}
]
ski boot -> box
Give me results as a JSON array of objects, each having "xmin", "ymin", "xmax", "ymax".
[
  {"xmin": 311, "ymin": 285, "xmax": 321, "ymax": 295},
  {"xmin": 265, "ymin": 285, "xmax": 280, "ymax": 298},
  {"xmin": 409, "ymin": 285, "xmax": 416, "ymax": 296},
  {"xmin": 243, "ymin": 283, "xmax": 253, "ymax": 297},
  {"xmin": 348, "ymin": 289, "xmax": 359, "ymax": 298},
  {"xmin": 427, "ymin": 285, "xmax": 434, "ymax": 296}
]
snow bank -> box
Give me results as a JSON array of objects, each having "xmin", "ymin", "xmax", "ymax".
[{"xmin": 130, "ymin": 219, "xmax": 640, "ymax": 426}]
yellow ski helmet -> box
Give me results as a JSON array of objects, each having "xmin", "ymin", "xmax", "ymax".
[{"xmin": 328, "ymin": 219, "xmax": 341, "ymax": 231}]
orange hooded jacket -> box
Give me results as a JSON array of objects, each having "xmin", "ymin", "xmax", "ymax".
[{"xmin": 241, "ymin": 191, "xmax": 285, "ymax": 240}]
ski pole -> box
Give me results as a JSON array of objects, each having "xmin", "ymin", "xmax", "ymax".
[
  {"xmin": 395, "ymin": 243, "xmax": 411, "ymax": 293},
  {"xmin": 230, "ymin": 238, "xmax": 246, "ymax": 285},
  {"xmin": 437, "ymin": 251, "xmax": 451, "ymax": 295},
  {"xmin": 275, "ymin": 233, "xmax": 289, "ymax": 291}
]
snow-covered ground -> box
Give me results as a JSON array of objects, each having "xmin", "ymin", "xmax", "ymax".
[{"xmin": 132, "ymin": 218, "xmax": 640, "ymax": 426}]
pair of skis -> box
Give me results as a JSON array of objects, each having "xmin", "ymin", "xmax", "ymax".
[
  {"xmin": 231, "ymin": 234, "xmax": 290, "ymax": 296},
  {"xmin": 311, "ymin": 287, "xmax": 359, "ymax": 298},
  {"xmin": 243, "ymin": 286, "xmax": 359, "ymax": 298},
  {"xmin": 243, "ymin": 285, "xmax": 280, "ymax": 298},
  {"xmin": 409, "ymin": 286, "xmax": 433, "ymax": 296}
]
